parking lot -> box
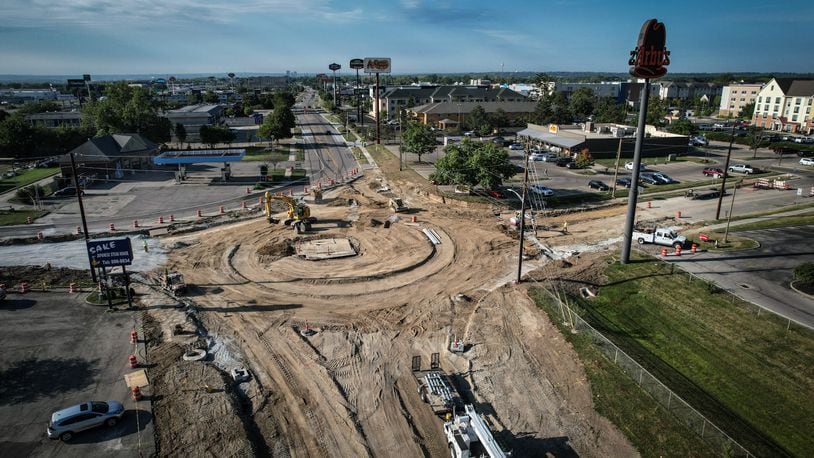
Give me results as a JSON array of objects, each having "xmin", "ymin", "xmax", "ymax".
[{"xmin": 0, "ymin": 292, "xmax": 153, "ymax": 457}]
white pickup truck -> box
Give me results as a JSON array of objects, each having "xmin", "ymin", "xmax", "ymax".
[{"xmin": 633, "ymin": 227, "xmax": 686, "ymax": 248}]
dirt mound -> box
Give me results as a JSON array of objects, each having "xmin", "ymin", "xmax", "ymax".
[
  {"xmin": 257, "ymin": 239, "xmax": 295, "ymax": 262},
  {"xmin": 0, "ymin": 266, "xmax": 89, "ymax": 288}
]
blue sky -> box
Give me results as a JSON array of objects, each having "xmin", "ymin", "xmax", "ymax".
[{"xmin": 1, "ymin": 0, "xmax": 812, "ymax": 76}]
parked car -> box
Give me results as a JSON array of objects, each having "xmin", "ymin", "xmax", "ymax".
[
  {"xmin": 703, "ymin": 167, "xmax": 725, "ymax": 177},
  {"xmin": 529, "ymin": 184, "xmax": 554, "ymax": 196},
  {"xmin": 624, "ymin": 161, "xmax": 646, "ymax": 171},
  {"xmin": 639, "ymin": 173, "xmax": 660, "ymax": 185},
  {"xmin": 800, "ymin": 157, "xmax": 814, "ymax": 166},
  {"xmin": 51, "ymin": 187, "xmax": 84, "ymax": 197},
  {"xmin": 588, "ymin": 180, "xmax": 609, "ymax": 191},
  {"xmin": 491, "ymin": 136, "xmax": 505, "ymax": 145},
  {"xmin": 555, "ymin": 157, "xmax": 572, "ymax": 167},
  {"xmin": 651, "ymin": 172, "xmax": 674, "ymax": 184},
  {"xmin": 728, "ymin": 164, "xmax": 756, "ymax": 174},
  {"xmin": 688, "ymin": 135, "xmax": 709, "ymax": 146},
  {"xmin": 565, "ymin": 161, "xmax": 581, "ymax": 169},
  {"xmin": 464, "ymin": 131, "xmax": 476, "ymax": 137},
  {"xmin": 487, "ymin": 189, "xmax": 505, "ymax": 199},
  {"xmin": 508, "ymin": 143, "xmax": 524, "ymax": 150},
  {"xmin": 47, "ymin": 400, "xmax": 125, "ymax": 441},
  {"xmin": 616, "ymin": 177, "xmax": 632, "ymax": 188}
]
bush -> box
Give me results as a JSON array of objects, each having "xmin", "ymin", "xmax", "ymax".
[
  {"xmin": 793, "ymin": 262, "xmax": 814, "ymax": 286},
  {"xmin": 14, "ymin": 184, "xmax": 45, "ymax": 204}
]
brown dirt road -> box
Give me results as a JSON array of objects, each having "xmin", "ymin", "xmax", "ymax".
[{"xmin": 154, "ymin": 170, "xmax": 637, "ymax": 457}]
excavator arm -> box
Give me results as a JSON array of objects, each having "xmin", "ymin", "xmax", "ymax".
[{"xmin": 264, "ymin": 191, "xmax": 314, "ymax": 232}]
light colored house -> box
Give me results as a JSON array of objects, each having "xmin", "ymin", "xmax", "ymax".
[
  {"xmin": 409, "ymin": 101, "xmax": 537, "ymax": 128},
  {"xmin": 751, "ymin": 78, "xmax": 814, "ymax": 134},
  {"xmin": 718, "ymin": 83, "xmax": 763, "ymax": 117}
]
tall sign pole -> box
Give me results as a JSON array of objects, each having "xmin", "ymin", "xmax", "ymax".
[
  {"xmin": 364, "ymin": 58, "xmax": 391, "ymax": 146},
  {"xmin": 328, "ymin": 63, "xmax": 341, "ymax": 110},
  {"xmin": 350, "ymin": 59, "xmax": 364, "ymax": 128},
  {"xmin": 70, "ymin": 152, "xmax": 97, "ymax": 283},
  {"xmin": 621, "ymin": 19, "xmax": 670, "ymax": 264}
]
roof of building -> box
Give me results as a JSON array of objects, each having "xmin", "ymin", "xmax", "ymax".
[
  {"xmin": 26, "ymin": 112, "xmax": 82, "ymax": 120},
  {"xmin": 167, "ymin": 104, "xmax": 222, "ymax": 115},
  {"xmin": 383, "ymin": 85, "xmax": 525, "ymax": 102},
  {"xmin": 517, "ymin": 128, "xmax": 585, "ymax": 148},
  {"xmin": 60, "ymin": 134, "xmax": 158, "ymax": 163},
  {"xmin": 411, "ymin": 100, "xmax": 537, "ymax": 115},
  {"xmin": 153, "ymin": 148, "xmax": 246, "ymax": 165},
  {"xmin": 786, "ymin": 80, "xmax": 814, "ymax": 97}
]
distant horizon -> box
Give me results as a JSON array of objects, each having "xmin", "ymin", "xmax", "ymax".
[
  {"xmin": 2, "ymin": 1, "xmax": 811, "ymax": 76},
  {"xmin": 2, "ymin": 70, "xmax": 813, "ymax": 86}
]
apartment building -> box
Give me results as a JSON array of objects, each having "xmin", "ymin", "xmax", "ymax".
[
  {"xmin": 751, "ymin": 78, "xmax": 814, "ymax": 134},
  {"xmin": 165, "ymin": 104, "xmax": 225, "ymax": 142},
  {"xmin": 373, "ymin": 85, "xmax": 526, "ymax": 119},
  {"xmin": 718, "ymin": 83, "xmax": 762, "ymax": 117}
]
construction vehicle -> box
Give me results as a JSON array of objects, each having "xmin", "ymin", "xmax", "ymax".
[
  {"xmin": 632, "ymin": 226, "xmax": 686, "ymax": 248},
  {"xmin": 390, "ymin": 198, "xmax": 408, "ymax": 213},
  {"xmin": 444, "ymin": 404, "xmax": 510, "ymax": 458},
  {"xmin": 264, "ymin": 191, "xmax": 316, "ymax": 233},
  {"xmin": 412, "ymin": 354, "xmax": 464, "ymax": 418},
  {"xmin": 161, "ymin": 270, "xmax": 187, "ymax": 296}
]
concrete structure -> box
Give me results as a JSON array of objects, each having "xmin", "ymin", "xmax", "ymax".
[
  {"xmin": 409, "ymin": 101, "xmax": 536, "ymax": 129},
  {"xmin": 57, "ymin": 134, "xmax": 159, "ymax": 183},
  {"xmin": 751, "ymin": 78, "xmax": 814, "ymax": 134},
  {"xmin": 655, "ymin": 82, "xmax": 722, "ymax": 101},
  {"xmin": 373, "ymin": 85, "xmax": 526, "ymax": 120},
  {"xmin": 165, "ymin": 104, "xmax": 225, "ymax": 142},
  {"xmin": 27, "ymin": 111, "xmax": 82, "ymax": 129},
  {"xmin": 518, "ymin": 122, "xmax": 687, "ymax": 159},
  {"xmin": 719, "ymin": 83, "xmax": 763, "ymax": 117}
]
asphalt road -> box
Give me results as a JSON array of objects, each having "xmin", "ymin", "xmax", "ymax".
[
  {"xmin": 0, "ymin": 292, "xmax": 154, "ymax": 457},
  {"xmin": 666, "ymin": 225, "xmax": 814, "ymax": 329}
]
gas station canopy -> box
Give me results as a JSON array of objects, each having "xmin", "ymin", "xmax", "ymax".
[{"xmin": 153, "ymin": 149, "xmax": 246, "ymax": 165}]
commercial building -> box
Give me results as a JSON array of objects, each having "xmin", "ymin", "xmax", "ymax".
[
  {"xmin": 373, "ymin": 85, "xmax": 527, "ymax": 120},
  {"xmin": 718, "ymin": 83, "xmax": 762, "ymax": 117},
  {"xmin": 57, "ymin": 134, "xmax": 159, "ymax": 182},
  {"xmin": 409, "ymin": 101, "xmax": 537, "ymax": 129},
  {"xmin": 751, "ymin": 78, "xmax": 814, "ymax": 134},
  {"xmin": 655, "ymin": 82, "xmax": 722, "ymax": 101},
  {"xmin": 27, "ymin": 111, "xmax": 83, "ymax": 129},
  {"xmin": 518, "ymin": 122, "xmax": 687, "ymax": 159},
  {"xmin": 165, "ymin": 104, "xmax": 225, "ymax": 142}
]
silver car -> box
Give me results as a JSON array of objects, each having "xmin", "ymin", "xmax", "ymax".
[{"xmin": 47, "ymin": 400, "xmax": 125, "ymax": 441}]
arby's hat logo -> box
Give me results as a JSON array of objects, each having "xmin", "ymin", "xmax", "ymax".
[{"xmin": 629, "ymin": 19, "xmax": 670, "ymax": 79}]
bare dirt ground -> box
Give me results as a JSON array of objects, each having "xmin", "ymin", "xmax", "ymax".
[{"xmin": 148, "ymin": 169, "xmax": 638, "ymax": 457}]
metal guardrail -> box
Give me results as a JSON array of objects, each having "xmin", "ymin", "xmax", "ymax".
[{"xmin": 536, "ymin": 286, "xmax": 753, "ymax": 457}]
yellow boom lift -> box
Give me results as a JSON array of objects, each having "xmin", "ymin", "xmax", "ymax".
[{"xmin": 264, "ymin": 191, "xmax": 317, "ymax": 233}]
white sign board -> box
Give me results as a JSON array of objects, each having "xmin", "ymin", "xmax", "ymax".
[
  {"xmin": 363, "ymin": 57, "xmax": 391, "ymax": 74},
  {"xmin": 797, "ymin": 188, "xmax": 803, "ymax": 196}
]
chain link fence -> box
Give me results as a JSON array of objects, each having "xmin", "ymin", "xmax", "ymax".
[{"xmin": 539, "ymin": 288, "xmax": 753, "ymax": 457}]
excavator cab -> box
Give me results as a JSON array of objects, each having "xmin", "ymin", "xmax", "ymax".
[{"xmin": 265, "ymin": 191, "xmax": 317, "ymax": 233}]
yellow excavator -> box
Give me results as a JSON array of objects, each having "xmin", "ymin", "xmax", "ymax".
[{"xmin": 264, "ymin": 191, "xmax": 317, "ymax": 233}]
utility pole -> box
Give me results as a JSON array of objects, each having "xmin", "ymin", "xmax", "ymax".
[
  {"xmin": 70, "ymin": 153, "xmax": 96, "ymax": 283},
  {"xmin": 723, "ymin": 181, "xmax": 740, "ymax": 243},
  {"xmin": 611, "ymin": 137, "xmax": 623, "ymax": 198},
  {"xmin": 715, "ymin": 124, "xmax": 736, "ymax": 219},
  {"xmin": 517, "ymin": 141, "xmax": 531, "ymax": 283}
]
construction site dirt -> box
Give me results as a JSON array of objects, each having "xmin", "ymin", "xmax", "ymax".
[{"xmin": 145, "ymin": 170, "xmax": 637, "ymax": 458}]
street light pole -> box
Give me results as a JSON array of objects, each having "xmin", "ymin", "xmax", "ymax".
[
  {"xmin": 517, "ymin": 141, "xmax": 531, "ymax": 283},
  {"xmin": 70, "ymin": 152, "xmax": 97, "ymax": 283},
  {"xmin": 715, "ymin": 124, "xmax": 736, "ymax": 219},
  {"xmin": 723, "ymin": 181, "xmax": 740, "ymax": 243}
]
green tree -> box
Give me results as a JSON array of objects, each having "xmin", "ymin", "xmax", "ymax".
[
  {"xmin": 199, "ymin": 125, "xmax": 234, "ymax": 148},
  {"xmin": 430, "ymin": 139, "xmax": 515, "ymax": 190},
  {"xmin": 574, "ymin": 148, "xmax": 594, "ymax": 168},
  {"xmin": 645, "ymin": 96, "xmax": 668, "ymax": 126},
  {"xmin": 793, "ymin": 262, "xmax": 814, "ymax": 286},
  {"xmin": 82, "ymin": 81, "xmax": 165, "ymax": 141},
  {"xmin": 402, "ymin": 122, "xmax": 436, "ymax": 162},
  {"xmin": 489, "ymin": 108, "xmax": 509, "ymax": 130},
  {"xmin": 594, "ymin": 98, "xmax": 627, "ymax": 123},
  {"xmin": 0, "ymin": 114, "xmax": 37, "ymax": 158},
  {"xmin": 740, "ymin": 101, "xmax": 756, "ymax": 120},
  {"xmin": 667, "ymin": 118, "xmax": 699, "ymax": 136},
  {"xmin": 16, "ymin": 100, "xmax": 61, "ymax": 115},
  {"xmin": 175, "ymin": 122, "xmax": 187, "ymax": 146},
  {"xmin": 467, "ymin": 105, "xmax": 491, "ymax": 135},
  {"xmin": 203, "ymin": 90, "xmax": 219, "ymax": 104},
  {"xmin": 569, "ymin": 88, "xmax": 596, "ymax": 121},
  {"xmin": 258, "ymin": 105, "xmax": 294, "ymax": 143}
]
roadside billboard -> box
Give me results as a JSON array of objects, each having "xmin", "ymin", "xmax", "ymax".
[
  {"xmin": 363, "ymin": 58, "xmax": 391, "ymax": 74},
  {"xmin": 87, "ymin": 238, "xmax": 133, "ymax": 267}
]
